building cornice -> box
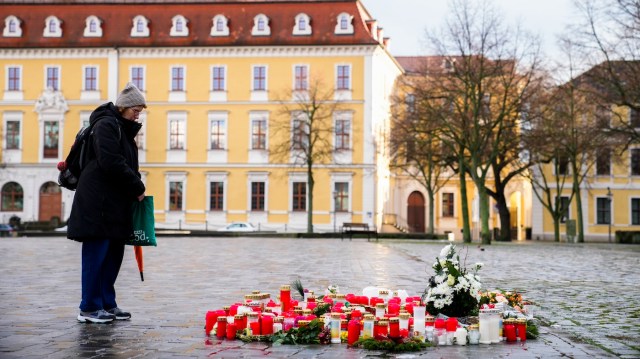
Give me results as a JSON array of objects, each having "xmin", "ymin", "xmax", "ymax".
[{"xmin": 0, "ymin": 45, "xmax": 378, "ymax": 60}]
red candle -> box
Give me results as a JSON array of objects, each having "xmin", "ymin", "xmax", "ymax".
[
  {"xmin": 250, "ymin": 321, "xmax": 261, "ymax": 335},
  {"xmin": 280, "ymin": 285, "xmax": 291, "ymax": 313},
  {"xmin": 505, "ymin": 319, "xmax": 517, "ymax": 342},
  {"xmin": 261, "ymin": 315, "xmax": 273, "ymax": 335},
  {"xmin": 387, "ymin": 303, "xmax": 400, "ymax": 316},
  {"xmin": 234, "ymin": 314, "xmax": 246, "ymax": 333},
  {"xmin": 516, "ymin": 319, "xmax": 527, "ymax": 342},
  {"xmin": 226, "ymin": 323, "xmax": 237, "ymax": 340},
  {"xmin": 389, "ymin": 318, "xmax": 400, "ymax": 337},
  {"xmin": 306, "ymin": 301, "xmax": 317, "ymax": 310},
  {"xmin": 205, "ymin": 311, "xmax": 218, "ymax": 335},
  {"xmin": 446, "ymin": 317, "xmax": 458, "ymax": 333},
  {"xmin": 399, "ymin": 328, "xmax": 409, "ymax": 338},
  {"xmin": 347, "ymin": 319, "xmax": 361, "ymax": 346},
  {"xmin": 216, "ymin": 317, "xmax": 227, "ymax": 339}
]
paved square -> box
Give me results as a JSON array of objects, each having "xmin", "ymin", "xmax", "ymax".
[{"xmin": 0, "ymin": 236, "xmax": 638, "ymax": 358}]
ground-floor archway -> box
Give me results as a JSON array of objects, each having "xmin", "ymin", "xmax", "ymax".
[
  {"xmin": 407, "ymin": 191, "xmax": 425, "ymax": 233},
  {"xmin": 39, "ymin": 182, "xmax": 61, "ymax": 224}
]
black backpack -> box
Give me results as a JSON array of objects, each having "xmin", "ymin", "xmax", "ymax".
[{"xmin": 57, "ymin": 116, "xmax": 119, "ymax": 190}]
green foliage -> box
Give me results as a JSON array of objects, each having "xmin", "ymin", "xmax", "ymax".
[
  {"xmin": 526, "ymin": 319, "xmax": 539, "ymax": 339},
  {"xmin": 269, "ymin": 319, "xmax": 326, "ymax": 345},
  {"xmin": 352, "ymin": 337, "xmax": 430, "ymax": 352},
  {"xmin": 312, "ymin": 302, "xmax": 331, "ymax": 317},
  {"xmin": 292, "ymin": 279, "xmax": 305, "ymax": 299}
]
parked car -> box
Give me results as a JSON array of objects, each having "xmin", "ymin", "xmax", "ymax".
[
  {"xmin": 217, "ymin": 222, "xmax": 256, "ymax": 232},
  {"xmin": 0, "ymin": 224, "xmax": 15, "ymax": 237}
]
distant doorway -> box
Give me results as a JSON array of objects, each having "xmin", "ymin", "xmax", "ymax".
[
  {"xmin": 39, "ymin": 182, "xmax": 62, "ymax": 223},
  {"xmin": 407, "ymin": 191, "xmax": 425, "ymax": 233}
]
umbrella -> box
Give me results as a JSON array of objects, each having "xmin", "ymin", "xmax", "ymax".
[{"xmin": 134, "ymin": 246, "xmax": 144, "ymax": 281}]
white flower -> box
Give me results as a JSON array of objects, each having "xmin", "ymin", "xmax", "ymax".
[
  {"xmin": 440, "ymin": 244, "xmax": 453, "ymax": 258},
  {"xmin": 447, "ymin": 274, "xmax": 455, "ymax": 286},
  {"xmin": 439, "ymin": 259, "xmax": 447, "ymax": 267},
  {"xmin": 475, "ymin": 262, "xmax": 484, "ymax": 270}
]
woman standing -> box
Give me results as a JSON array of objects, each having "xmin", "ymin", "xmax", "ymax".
[{"xmin": 68, "ymin": 82, "xmax": 146, "ymax": 323}]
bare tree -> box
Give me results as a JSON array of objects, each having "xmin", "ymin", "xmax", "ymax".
[
  {"xmin": 390, "ymin": 77, "xmax": 454, "ymax": 235},
  {"xmin": 422, "ymin": 0, "xmax": 543, "ymax": 244},
  {"xmin": 271, "ymin": 78, "xmax": 344, "ymax": 233},
  {"xmin": 570, "ymin": 0, "xmax": 640, "ymax": 143}
]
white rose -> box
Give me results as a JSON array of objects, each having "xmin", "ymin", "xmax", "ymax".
[{"xmin": 447, "ymin": 274, "xmax": 456, "ymax": 286}]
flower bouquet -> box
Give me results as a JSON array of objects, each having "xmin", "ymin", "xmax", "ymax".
[{"xmin": 422, "ymin": 244, "xmax": 483, "ymax": 318}]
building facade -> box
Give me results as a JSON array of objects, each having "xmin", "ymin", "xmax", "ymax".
[{"xmin": 0, "ymin": 0, "xmax": 402, "ymax": 232}]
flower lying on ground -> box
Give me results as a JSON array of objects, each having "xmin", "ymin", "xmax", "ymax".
[{"xmin": 423, "ymin": 244, "xmax": 483, "ymax": 317}]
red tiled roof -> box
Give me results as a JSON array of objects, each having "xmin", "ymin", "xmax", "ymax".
[{"xmin": 0, "ymin": 0, "xmax": 382, "ymax": 48}]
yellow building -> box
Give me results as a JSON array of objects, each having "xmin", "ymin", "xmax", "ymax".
[{"xmin": 0, "ymin": 0, "xmax": 402, "ymax": 232}]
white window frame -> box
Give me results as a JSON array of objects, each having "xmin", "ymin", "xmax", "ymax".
[
  {"xmin": 38, "ymin": 112, "xmax": 63, "ymax": 163},
  {"xmin": 251, "ymin": 14, "xmax": 271, "ymax": 36},
  {"xmin": 210, "ymin": 14, "xmax": 229, "ymax": 36},
  {"xmin": 247, "ymin": 172, "xmax": 269, "ymax": 212},
  {"xmin": 333, "ymin": 111, "xmax": 352, "ymax": 151},
  {"xmin": 3, "ymin": 15, "xmax": 22, "ymax": 37},
  {"xmin": 334, "ymin": 63, "xmax": 352, "ymax": 100},
  {"xmin": 288, "ymin": 172, "xmax": 308, "ymax": 212},
  {"xmin": 251, "ymin": 65, "xmax": 268, "ymax": 101},
  {"xmin": 208, "ymin": 112, "xmax": 227, "ymax": 150},
  {"xmin": 249, "ymin": 111, "xmax": 269, "ymax": 164},
  {"xmin": 170, "ymin": 15, "xmax": 189, "ymax": 37},
  {"xmin": 169, "ymin": 65, "xmax": 186, "ymax": 102},
  {"xmin": 135, "ymin": 112, "xmax": 147, "ymax": 162},
  {"xmin": 210, "ymin": 65, "xmax": 227, "ymax": 102},
  {"xmin": 81, "ymin": 65, "xmax": 100, "ymax": 101},
  {"xmin": 83, "ymin": 15, "xmax": 102, "ymax": 37},
  {"xmin": 44, "ymin": 65, "xmax": 61, "ymax": 91},
  {"xmin": 167, "ymin": 111, "xmax": 187, "ymax": 163},
  {"xmin": 79, "ymin": 111, "xmax": 91, "ymax": 130},
  {"xmin": 334, "ymin": 12, "xmax": 354, "ymax": 34},
  {"xmin": 556, "ymin": 195, "xmax": 570, "ymax": 224},
  {"xmin": 131, "ymin": 15, "xmax": 150, "ymax": 37},
  {"xmin": 4, "ymin": 65, "xmax": 22, "ymax": 100},
  {"xmin": 441, "ymin": 191, "xmax": 456, "ymax": 218},
  {"xmin": 292, "ymin": 64, "xmax": 309, "ymax": 92},
  {"xmin": 293, "ymin": 13, "xmax": 312, "ymax": 35},
  {"xmin": 2, "ymin": 111, "xmax": 22, "ymax": 163},
  {"xmin": 165, "ymin": 172, "xmax": 187, "ymax": 212},
  {"xmin": 206, "ymin": 172, "xmax": 228, "ymax": 212},
  {"xmin": 631, "ymin": 147, "xmax": 640, "ymax": 176},
  {"xmin": 130, "ymin": 65, "xmax": 146, "ymax": 92},
  {"xmin": 43, "ymin": 16, "xmax": 62, "ymax": 37}
]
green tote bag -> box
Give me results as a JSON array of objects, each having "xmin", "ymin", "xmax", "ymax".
[{"xmin": 126, "ymin": 196, "xmax": 157, "ymax": 246}]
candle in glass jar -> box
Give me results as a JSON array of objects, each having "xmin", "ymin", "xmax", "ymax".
[
  {"xmin": 347, "ymin": 318, "xmax": 361, "ymax": 346},
  {"xmin": 478, "ymin": 309, "xmax": 491, "ymax": 344},
  {"xmin": 280, "ymin": 285, "xmax": 291, "ymax": 313},
  {"xmin": 516, "ymin": 318, "xmax": 527, "ymax": 342},
  {"xmin": 398, "ymin": 313, "xmax": 410, "ymax": 332},
  {"xmin": 389, "ymin": 317, "xmax": 400, "ymax": 337},
  {"xmin": 468, "ymin": 324, "xmax": 480, "ymax": 344},
  {"xmin": 375, "ymin": 303, "xmax": 386, "ymax": 319},
  {"xmin": 362, "ymin": 314, "xmax": 375, "ymax": 339},
  {"xmin": 413, "ymin": 305, "xmax": 426, "ymax": 338},
  {"xmin": 330, "ymin": 313, "xmax": 341, "ymax": 344},
  {"xmin": 234, "ymin": 314, "xmax": 246, "ymax": 334},
  {"xmin": 216, "ymin": 316, "xmax": 227, "ymax": 339},
  {"xmin": 261, "ymin": 315, "xmax": 274, "ymax": 335},
  {"xmin": 504, "ymin": 318, "xmax": 517, "ymax": 342},
  {"xmin": 226, "ymin": 322, "xmax": 237, "ymax": 340}
]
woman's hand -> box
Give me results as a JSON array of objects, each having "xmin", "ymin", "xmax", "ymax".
[{"xmin": 137, "ymin": 193, "xmax": 145, "ymax": 201}]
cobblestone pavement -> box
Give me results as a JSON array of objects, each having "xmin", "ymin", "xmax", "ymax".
[{"xmin": 0, "ymin": 236, "xmax": 638, "ymax": 358}]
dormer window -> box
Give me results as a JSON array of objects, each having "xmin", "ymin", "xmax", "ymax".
[
  {"xmin": 83, "ymin": 15, "xmax": 102, "ymax": 37},
  {"xmin": 170, "ymin": 15, "xmax": 189, "ymax": 36},
  {"xmin": 210, "ymin": 14, "xmax": 229, "ymax": 36},
  {"xmin": 43, "ymin": 16, "xmax": 62, "ymax": 37},
  {"xmin": 334, "ymin": 12, "xmax": 354, "ymax": 35},
  {"xmin": 3, "ymin": 16, "xmax": 22, "ymax": 37},
  {"xmin": 131, "ymin": 15, "xmax": 150, "ymax": 37},
  {"xmin": 293, "ymin": 13, "xmax": 312, "ymax": 35},
  {"xmin": 252, "ymin": 14, "xmax": 270, "ymax": 36}
]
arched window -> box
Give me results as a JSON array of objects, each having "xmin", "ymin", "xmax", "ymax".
[
  {"xmin": 3, "ymin": 15, "xmax": 22, "ymax": 37},
  {"xmin": 170, "ymin": 15, "xmax": 189, "ymax": 36},
  {"xmin": 210, "ymin": 14, "xmax": 229, "ymax": 36},
  {"xmin": 43, "ymin": 16, "xmax": 62, "ymax": 37},
  {"xmin": 334, "ymin": 12, "xmax": 354, "ymax": 35},
  {"xmin": 293, "ymin": 13, "xmax": 311, "ymax": 35},
  {"xmin": 1, "ymin": 182, "xmax": 23, "ymax": 211},
  {"xmin": 131, "ymin": 15, "xmax": 150, "ymax": 37},
  {"xmin": 83, "ymin": 15, "xmax": 102, "ymax": 37},
  {"xmin": 251, "ymin": 14, "xmax": 270, "ymax": 36}
]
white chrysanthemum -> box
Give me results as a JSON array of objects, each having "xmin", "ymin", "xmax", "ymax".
[{"xmin": 440, "ymin": 244, "xmax": 453, "ymax": 258}]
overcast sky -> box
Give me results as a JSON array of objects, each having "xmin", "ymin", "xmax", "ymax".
[{"xmin": 360, "ymin": 0, "xmax": 580, "ymax": 62}]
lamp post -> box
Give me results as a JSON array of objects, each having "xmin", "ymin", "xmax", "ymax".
[
  {"xmin": 333, "ymin": 191, "xmax": 338, "ymax": 233},
  {"xmin": 607, "ymin": 187, "xmax": 613, "ymax": 243}
]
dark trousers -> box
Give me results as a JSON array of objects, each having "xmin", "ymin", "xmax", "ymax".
[{"xmin": 79, "ymin": 239, "xmax": 124, "ymax": 312}]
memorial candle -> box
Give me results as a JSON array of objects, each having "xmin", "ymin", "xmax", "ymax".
[
  {"xmin": 280, "ymin": 285, "xmax": 291, "ymax": 313},
  {"xmin": 389, "ymin": 317, "xmax": 400, "ymax": 337},
  {"xmin": 205, "ymin": 311, "xmax": 218, "ymax": 335},
  {"xmin": 226, "ymin": 323, "xmax": 237, "ymax": 340},
  {"xmin": 516, "ymin": 318, "xmax": 527, "ymax": 342},
  {"xmin": 347, "ymin": 319, "xmax": 361, "ymax": 346},
  {"xmin": 261, "ymin": 315, "xmax": 274, "ymax": 335},
  {"xmin": 504, "ymin": 318, "xmax": 517, "ymax": 342},
  {"xmin": 330, "ymin": 313, "xmax": 341, "ymax": 344},
  {"xmin": 216, "ymin": 316, "xmax": 227, "ymax": 339}
]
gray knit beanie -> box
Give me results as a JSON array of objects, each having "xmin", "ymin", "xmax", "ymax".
[{"xmin": 115, "ymin": 82, "xmax": 147, "ymax": 108}]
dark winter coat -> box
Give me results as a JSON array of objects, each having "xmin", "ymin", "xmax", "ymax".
[{"xmin": 67, "ymin": 102, "xmax": 145, "ymax": 241}]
